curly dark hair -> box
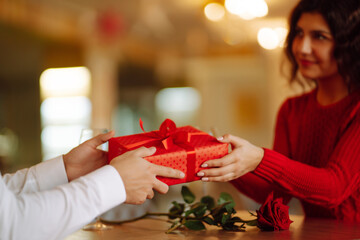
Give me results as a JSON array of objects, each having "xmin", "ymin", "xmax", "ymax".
[{"xmin": 284, "ymin": 0, "xmax": 360, "ymax": 90}]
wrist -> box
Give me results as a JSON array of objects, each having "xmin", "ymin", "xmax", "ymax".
[
  {"xmin": 253, "ymin": 147, "xmax": 265, "ymax": 171},
  {"xmin": 62, "ymin": 153, "xmax": 73, "ymax": 182}
]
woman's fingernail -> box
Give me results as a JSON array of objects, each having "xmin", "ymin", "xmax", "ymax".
[
  {"xmin": 201, "ymin": 163, "xmax": 208, "ymax": 168},
  {"xmin": 180, "ymin": 172, "xmax": 185, "ymax": 178},
  {"xmin": 202, "ymin": 177, "xmax": 209, "ymax": 182},
  {"xmin": 217, "ymin": 136, "xmax": 224, "ymax": 141},
  {"xmin": 197, "ymin": 172, "xmax": 204, "ymax": 177}
]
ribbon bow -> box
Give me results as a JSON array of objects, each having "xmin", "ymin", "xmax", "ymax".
[
  {"xmin": 139, "ymin": 118, "xmax": 191, "ymax": 150},
  {"xmin": 122, "ymin": 118, "xmax": 209, "ymax": 183},
  {"xmin": 124, "ymin": 118, "xmax": 192, "ymax": 150}
]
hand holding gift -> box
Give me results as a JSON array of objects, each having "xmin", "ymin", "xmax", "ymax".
[
  {"xmin": 108, "ymin": 119, "xmax": 229, "ymax": 185},
  {"xmin": 196, "ymin": 134, "xmax": 264, "ymax": 182},
  {"xmin": 110, "ymin": 146, "xmax": 185, "ymax": 204}
]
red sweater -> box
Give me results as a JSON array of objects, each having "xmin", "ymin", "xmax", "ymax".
[{"xmin": 231, "ymin": 89, "xmax": 360, "ymax": 222}]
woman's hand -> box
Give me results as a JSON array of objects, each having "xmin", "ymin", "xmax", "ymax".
[
  {"xmin": 63, "ymin": 131, "xmax": 115, "ymax": 181},
  {"xmin": 197, "ymin": 134, "xmax": 264, "ymax": 182}
]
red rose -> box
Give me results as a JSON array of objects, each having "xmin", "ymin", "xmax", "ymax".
[{"xmin": 256, "ymin": 192, "xmax": 293, "ymax": 231}]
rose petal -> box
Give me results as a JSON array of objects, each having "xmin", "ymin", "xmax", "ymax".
[{"xmin": 256, "ymin": 192, "xmax": 293, "ymax": 231}]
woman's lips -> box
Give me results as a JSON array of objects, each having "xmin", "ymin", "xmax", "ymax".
[{"xmin": 299, "ymin": 59, "xmax": 316, "ymax": 67}]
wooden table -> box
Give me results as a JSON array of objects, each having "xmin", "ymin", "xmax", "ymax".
[{"xmin": 65, "ymin": 211, "xmax": 360, "ymax": 240}]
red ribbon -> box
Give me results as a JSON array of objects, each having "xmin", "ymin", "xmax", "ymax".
[
  {"xmin": 124, "ymin": 118, "xmax": 206, "ymax": 182},
  {"xmin": 125, "ymin": 119, "xmax": 193, "ymax": 150}
]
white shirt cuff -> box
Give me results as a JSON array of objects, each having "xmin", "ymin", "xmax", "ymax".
[
  {"xmin": 34, "ymin": 156, "xmax": 68, "ymax": 191},
  {"xmin": 79, "ymin": 165, "xmax": 127, "ymax": 212}
]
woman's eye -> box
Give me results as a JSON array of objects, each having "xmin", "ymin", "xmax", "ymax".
[
  {"xmin": 313, "ymin": 32, "xmax": 328, "ymax": 40},
  {"xmin": 294, "ymin": 29, "xmax": 303, "ymax": 37}
]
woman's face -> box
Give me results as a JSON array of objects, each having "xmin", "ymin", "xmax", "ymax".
[{"xmin": 292, "ymin": 12, "xmax": 339, "ymax": 81}]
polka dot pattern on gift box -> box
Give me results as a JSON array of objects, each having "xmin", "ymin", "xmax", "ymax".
[{"xmin": 109, "ymin": 125, "xmax": 229, "ymax": 185}]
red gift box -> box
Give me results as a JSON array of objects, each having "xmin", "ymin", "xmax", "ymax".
[{"xmin": 108, "ymin": 119, "xmax": 229, "ymax": 185}]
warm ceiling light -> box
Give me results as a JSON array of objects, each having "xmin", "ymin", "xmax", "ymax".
[
  {"xmin": 40, "ymin": 67, "xmax": 91, "ymax": 99},
  {"xmin": 224, "ymin": 0, "xmax": 242, "ymax": 15},
  {"xmin": 252, "ymin": 0, "xmax": 268, "ymax": 18},
  {"xmin": 257, "ymin": 28, "xmax": 279, "ymax": 50},
  {"xmin": 204, "ymin": 3, "xmax": 225, "ymax": 22},
  {"xmin": 225, "ymin": 0, "xmax": 268, "ymax": 20},
  {"xmin": 40, "ymin": 96, "xmax": 91, "ymax": 125}
]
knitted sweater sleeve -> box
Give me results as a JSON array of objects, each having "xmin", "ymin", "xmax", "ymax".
[
  {"xmin": 229, "ymin": 100, "xmax": 294, "ymax": 205},
  {"xmin": 254, "ymin": 101, "xmax": 360, "ymax": 208}
]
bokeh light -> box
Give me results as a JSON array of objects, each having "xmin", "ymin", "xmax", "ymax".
[
  {"xmin": 40, "ymin": 67, "xmax": 91, "ymax": 98},
  {"xmin": 204, "ymin": 3, "xmax": 225, "ymax": 22},
  {"xmin": 224, "ymin": 0, "xmax": 268, "ymax": 20},
  {"xmin": 257, "ymin": 27, "xmax": 279, "ymax": 50}
]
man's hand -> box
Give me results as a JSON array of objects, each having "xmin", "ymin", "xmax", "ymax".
[
  {"xmin": 63, "ymin": 131, "xmax": 115, "ymax": 181},
  {"xmin": 110, "ymin": 147, "xmax": 185, "ymax": 205}
]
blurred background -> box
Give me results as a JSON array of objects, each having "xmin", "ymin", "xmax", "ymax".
[{"xmin": 0, "ymin": 0, "xmax": 303, "ymax": 217}]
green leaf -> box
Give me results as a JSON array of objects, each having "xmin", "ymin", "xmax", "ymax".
[
  {"xmin": 194, "ymin": 208, "xmax": 207, "ymax": 218},
  {"xmin": 163, "ymin": 189, "xmax": 255, "ymax": 233},
  {"xmin": 218, "ymin": 193, "xmax": 234, "ymax": 205},
  {"xmin": 184, "ymin": 220, "xmax": 206, "ymax": 230},
  {"xmin": 223, "ymin": 222, "xmax": 235, "ymax": 230},
  {"xmin": 245, "ymin": 219, "xmax": 258, "ymax": 226},
  {"xmin": 222, "ymin": 222, "xmax": 245, "ymax": 231},
  {"xmin": 185, "ymin": 203, "xmax": 207, "ymax": 218},
  {"xmin": 221, "ymin": 213, "xmax": 231, "ymax": 225},
  {"xmin": 211, "ymin": 208, "xmax": 228, "ymax": 226},
  {"xmin": 218, "ymin": 193, "xmax": 235, "ymax": 212},
  {"xmin": 201, "ymin": 196, "xmax": 215, "ymax": 209},
  {"xmin": 181, "ymin": 186, "xmax": 196, "ymax": 204},
  {"xmin": 169, "ymin": 201, "xmax": 185, "ymax": 219},
  {"xmin": 203, "ymin": 216, "xmax": 215, "ymax": 225},
  {"xmin": 213, "ymin": 213, "xmax": 223, "ymax": 225},
  {"xmin": 225, "ymin": 205, "xmax": 236, "ymax": 214},
  {"xmin": 210, "ymin": 202, "xmax": 228, "ymax": 216}
]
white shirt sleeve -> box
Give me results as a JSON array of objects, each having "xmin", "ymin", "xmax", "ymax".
[
  {"xmin": 0, "ymin": 157, "xmax": 127, "ymax": 240},
  {"xmin": 2, "ymin": 156, "xmax": 68, "ymax": 194}
]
